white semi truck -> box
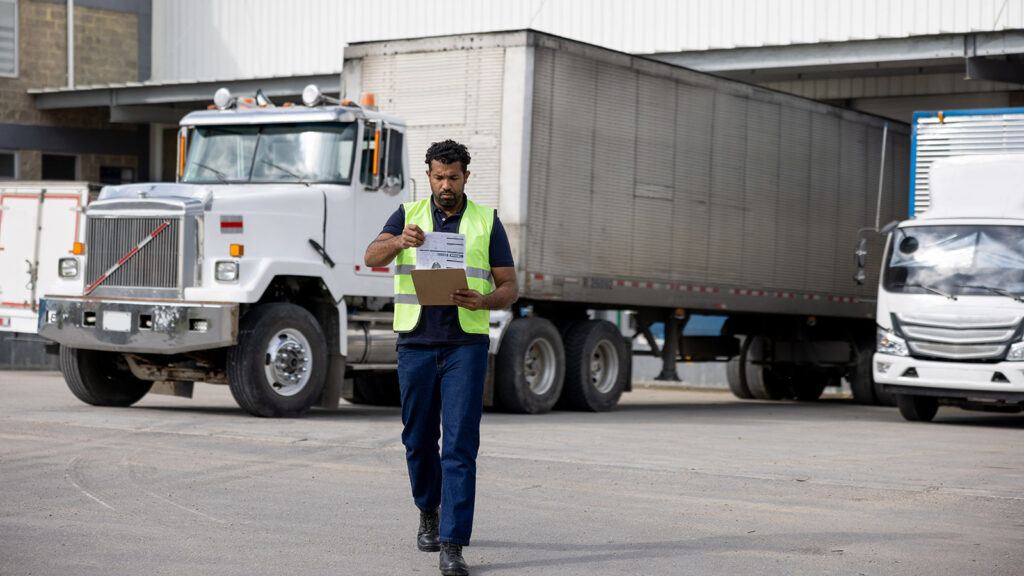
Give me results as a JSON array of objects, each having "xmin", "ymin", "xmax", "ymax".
[
  {"xmin": 37, "ymin": 31, "xmax": 911, "ymax": 417},
  {"xmin": 870, "ymin": 107, "xmax": 1024, "ymax": 421}
]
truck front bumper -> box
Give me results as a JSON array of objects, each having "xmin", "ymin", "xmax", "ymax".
[
  {"xmin": 38, "ymin": 297, "xmax": 238, "ymax": 354},
  {"xmin": 874, "ymin": 352, "xmax": 1024, "ymax": 401}
]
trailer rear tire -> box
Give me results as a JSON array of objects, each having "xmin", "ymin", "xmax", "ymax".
[
  {"xmin": 895, "ymin": 394, "xmax": 939, "ymax": 422},
  {"xmin": 743, "ymin": 336, "xmax": 786, "ymax": 400},
  {"xmin": 559, "ymin": 320, "xmax": 627, "ymax": 411},
  {"xmin": 495, "ymin": 318, "xmax": 565, "ymax": 414},
  {"xmin": 849, "ymin": 345, "xmax": 877, "ymax": 405},
  {"xmin": 352, "ymin": 371, "xmax": 402, "ymax": 406},
  {"xmin": 726, "ymin": 356, "xmax": 753, "ymax": 399},
  {"xmin": 227, "ymin": 303, "xmax": 327, "ymax": 418},
  {"xmin": 60, "ymin": 346, "xmax": 152, "ymax": 406}
]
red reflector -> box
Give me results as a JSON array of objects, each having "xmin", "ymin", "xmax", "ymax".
[
  {"xmin": 371, "ymin": 267, "xmax": 389, "ymax": 273},
  {"xmin": 221, "ymin": 221, "xmax": 243, "ymax": 229}
]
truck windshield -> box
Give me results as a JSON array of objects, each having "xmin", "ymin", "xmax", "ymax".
[
  {"xmin": 181, "ymin": 123, "xmax": 357, "ymax": 184},
  {"xmin": 883, "ymin": 225, "xmax": 1024, "ymax": 297}
]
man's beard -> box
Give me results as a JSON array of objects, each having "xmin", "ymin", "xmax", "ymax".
[{"xmin": 434, "ymin": 191, "xmax": 459, "ymax": 209}]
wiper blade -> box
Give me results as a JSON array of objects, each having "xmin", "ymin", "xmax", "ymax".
[
  {"xmin": 895, "ymin": 282, "xmax": 958, "ymax": 300},
  {"xmin": 193, "ymin": 162, "xmax": 228, "ymax": 183},
  {"xmin": 261, "ymin": 159, "xmax": 310, "ymax": 186},
  {"xmin": 955, "ymin": 284, "xmax": 1024, "ymax": 303}
]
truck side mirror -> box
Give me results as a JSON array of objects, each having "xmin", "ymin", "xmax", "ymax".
[{"xmin": 853, "ymin": 237, "xmax": 868, "ymax": 285}]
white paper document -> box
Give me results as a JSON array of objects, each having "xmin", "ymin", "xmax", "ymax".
[{"xmin": 416, "ymin": 232, "xmax": 466, "ymax": 269}]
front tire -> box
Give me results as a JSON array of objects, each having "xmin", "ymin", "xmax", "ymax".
[
  {"xmin": 60, "ymin": 345, "xmax": 152, "ymax": 406},
  {"xmin": 495, "ymin": 318, "xmax": 565, "ymax": 414},
  {"xmin": 895, "ymin": 394, "xmax": 939, "ymax": 422},
  {"xmin": 227, "ymin": 303, "xmax": 328, "ymax": 418},
  {"xmin": 559, "ymin": 320, "xmax": 627, "ymax": 412}
]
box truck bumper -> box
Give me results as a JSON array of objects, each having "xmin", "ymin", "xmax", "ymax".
[
  {"xmin": 38, "ymin": 297, "xmax": 238, "ymax": 354},
  {"xmin": 874, "ymin": 352, "xmax": 1024, "ymax": 401}
]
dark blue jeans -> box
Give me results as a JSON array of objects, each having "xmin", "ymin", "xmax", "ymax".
[{"xmin": 397, "ymin": 342, "xmax": 488, "ymax": 546}]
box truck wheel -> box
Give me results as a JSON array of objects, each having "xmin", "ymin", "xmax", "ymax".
[
  {"xmin": 895, "ymin": 394, "xmax": 939, "ymax": 422},
  {"xmin": 742, "ymin": 336, "xmax": 786, "ymax": 400},
  {"xmin": 558, "ymin": 320, "xmax": 627, "ymax": 411},
  {"xmin": 60, "ymin": 346, "xmax": 153, "ymax": 406},
  {"xmin": 495, "ymin": 318, "xmax": 565, "ymax": 414},
  {"xmin": 227, "ymin": 303, "xmax": 327, "ymax": 417}
]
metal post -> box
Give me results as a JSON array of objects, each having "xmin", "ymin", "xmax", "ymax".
[
  {"xmin": 655, "ymin": 312, "xmax": 680, "ymax": 381},
  {"xmin": 66, "ymin": 0, "xmax": 74, "ymax": 88},
  {"xmin": 874, "ymin": 122, "xmax": 888, "ymax": 231}
]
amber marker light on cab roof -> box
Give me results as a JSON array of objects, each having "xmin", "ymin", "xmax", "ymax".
[{"xmin": 230, "ymin": 244, "xmax": 244, "ymax": 257}]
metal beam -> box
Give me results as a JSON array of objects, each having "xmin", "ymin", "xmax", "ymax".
[
  {"xmin": 965, "ymin": 56, "xmax": 1024, "ymax": 84},
  {"xmin": 30, "ymin": 74, "xmax": 340, "ymax": 111}
]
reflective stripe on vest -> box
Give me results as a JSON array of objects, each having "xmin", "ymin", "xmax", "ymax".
[{"xmin": 393, "ymin": 198, "xmax": 495, "ymax": 334}]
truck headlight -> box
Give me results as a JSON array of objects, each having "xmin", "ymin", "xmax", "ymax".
[
  {"xmin": 215, "ymin": 260, "xmax": 239, "ymax": 282},
  {"xmin": 876, "ymin": 326, "xmax": 908, "ymax": 356},
  {"xmin": 58, "ymin": 257, "xmax": 79, "ymax": 278},
  {"xmin": 1007, "ymin": 341, "xmax": 1024, "ymax": 361}
]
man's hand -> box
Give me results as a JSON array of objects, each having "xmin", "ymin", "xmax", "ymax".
[
  {"xmin": 364, "ymin": 224, "xmax": 425, "ymax": 267},
  {"xmin": 450, "ymin": 288, "xmax": 487, "ymax": 311},
  {"xmin": 398, "ymin": 224, "xmax": 425, "ymax": 249}
]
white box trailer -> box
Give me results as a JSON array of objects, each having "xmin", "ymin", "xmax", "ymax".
[
  {"xmin": 0, "ymin": 182, "xmax": 91, "ymax": 333},
  {"xmin": 344, "ymin": 31, "xmax": 910, "ymax": 404}
]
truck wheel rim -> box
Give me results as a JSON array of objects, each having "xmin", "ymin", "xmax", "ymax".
[
  {"xmin": 524, "ymin": 337, "xmax": 556, "ymax": 396},
  {"xmin": 590, "ymin": 340, "xmax": 619, "ymax": 394},
  {"xmin": 264, "ymin": 328, "xmax": 312, "ymax": 397}
]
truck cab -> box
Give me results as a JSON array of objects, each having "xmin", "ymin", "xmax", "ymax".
[
  {"xmin": 873, "ymin": 155, "xmax": 1024, "ymax": 421},
  {"xmin": 38, "ymin": 86, "xmax": 409, "ymax": 416}
]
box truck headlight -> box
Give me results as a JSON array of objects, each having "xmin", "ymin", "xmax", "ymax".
[
  {"xmin": 58, "ymin": 257, "xmax": 79, "ymax": 278},
  {"xmin": 876, "ymin": 326, "xmax": 908, "ymax": 356},
  {"xmin": 215, "ymin": 261, "xmax": 238, "ymax": 282},
  {"xmin": 1006, "ymin": 341, "xmax": 1024, "ymax": 361}
]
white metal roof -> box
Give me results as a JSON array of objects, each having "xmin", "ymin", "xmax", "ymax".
[{"xmin": 150, "ymin": 0, "xmax": 1024, "ymax": 83}]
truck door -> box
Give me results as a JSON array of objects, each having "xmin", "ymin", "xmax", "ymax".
[{"xmin": 352, "ymin": 119, "xmax": 407, "ymax": 278}]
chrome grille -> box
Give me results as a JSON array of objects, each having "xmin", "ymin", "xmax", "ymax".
[
  {"xmin": 86, "ymin": 217, "xmax": 180, "ymax": 289},
  {"xmin": 896, "ymin": 313, "xmax": 1021, "ymax": 361}
]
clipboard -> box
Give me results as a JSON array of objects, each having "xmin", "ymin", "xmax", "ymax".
[{"xmin": 410, "ymin": 268, "xmax": 469, "ymax": 306}]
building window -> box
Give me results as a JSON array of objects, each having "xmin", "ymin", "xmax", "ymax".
[
  {"xmin": 100, "ymin": 166, "xmax": 134, "ymax": 185},
  {"xmin": 42, "ymin": 154, "xmax": 77, "ymax": 181},
  {"xmin": 0, "ymin": 150, "xmax": 15, "ymax": 180},
  {"xmin": 0, "ymin": 0, "xmax": 16, "ymax": 78}
]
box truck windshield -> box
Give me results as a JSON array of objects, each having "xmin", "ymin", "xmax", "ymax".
[{"xmin": 884, "ymin": 225, "xmax": 1024, "ymax": 299}]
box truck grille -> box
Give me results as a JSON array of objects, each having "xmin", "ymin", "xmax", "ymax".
[
  {"xmin": 86, "ymin": 217, "xmax": 180, "ymax": 289},
  {"xmin": 896, "ymin": 313, "xmax": 1021, "ymax": 361}
]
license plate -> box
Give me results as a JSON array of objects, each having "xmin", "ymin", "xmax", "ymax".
[{"xmin": 102, "ymin": 310, "xmax": 131, "ymax": 332}]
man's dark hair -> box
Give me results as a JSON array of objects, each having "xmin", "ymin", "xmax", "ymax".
[{"xmin": 425, "ymin": 140, "xmax": 471, "ymax": 173}]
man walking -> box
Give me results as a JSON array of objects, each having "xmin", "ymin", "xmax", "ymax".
[{"xmin": 364, "ymin": 140, "xmax": 518, "ymax": 575}]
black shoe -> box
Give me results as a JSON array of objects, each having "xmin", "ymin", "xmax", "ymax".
[
  {"xmin": 417, "ymin": 508, "xmax": 440, "ymax": 552},
  {"xmin": 439, "ymin": 542, "xmax": 468, "ymax": 576}
]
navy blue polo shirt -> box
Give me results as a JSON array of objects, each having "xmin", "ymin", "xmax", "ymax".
[{"xmin": 382, "ymin": 195, "xmax": 515, "ymax": 346}]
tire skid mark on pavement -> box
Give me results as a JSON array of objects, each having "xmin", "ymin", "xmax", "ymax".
[
  {"xmin": 66, "ymin": 456, "xmax": 116, "ymax": 511},
  {"xmin": 125, "ymin": 457, "xmax": 225, "ymax": 524}
]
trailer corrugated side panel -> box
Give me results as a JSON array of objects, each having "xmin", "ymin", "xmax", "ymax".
[{"xmin": 524, "ymin": 36, "xmax": 909, "ymax": 317}]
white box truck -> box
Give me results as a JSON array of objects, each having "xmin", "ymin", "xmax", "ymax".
[
  {"xmin": 37, "ymin": 31, "xmax": 910, "ymax": 416},
  {"xmin": 870, "ymin": 107, "xmax": 1024, "ymax": 421}
]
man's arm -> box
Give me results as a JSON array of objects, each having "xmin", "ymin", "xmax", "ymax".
[
  {"xmin": 364, "ymin": 224, "xmax": 425, "ymax": 267},
  {"xmin": 450, "ymin": 266, "xmax": 518, "ymax": 311}
]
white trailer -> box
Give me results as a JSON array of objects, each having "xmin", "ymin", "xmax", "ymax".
[
  {"xmin": 0, "ymin": 182, "xmax": 91, "ymax": 333},
  {"xmin": 37, "ymin": 31, "xmax": 910, "ymax": 416}
]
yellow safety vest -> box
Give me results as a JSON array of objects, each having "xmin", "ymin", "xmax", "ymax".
[{"xmin": 393, "ymin": 197, "xmax": 494, "ymax": 334}]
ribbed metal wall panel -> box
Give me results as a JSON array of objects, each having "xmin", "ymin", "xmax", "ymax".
[{"xmin": 151, "ymin": 0, "xmax": 1024, "ymax": 82}]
